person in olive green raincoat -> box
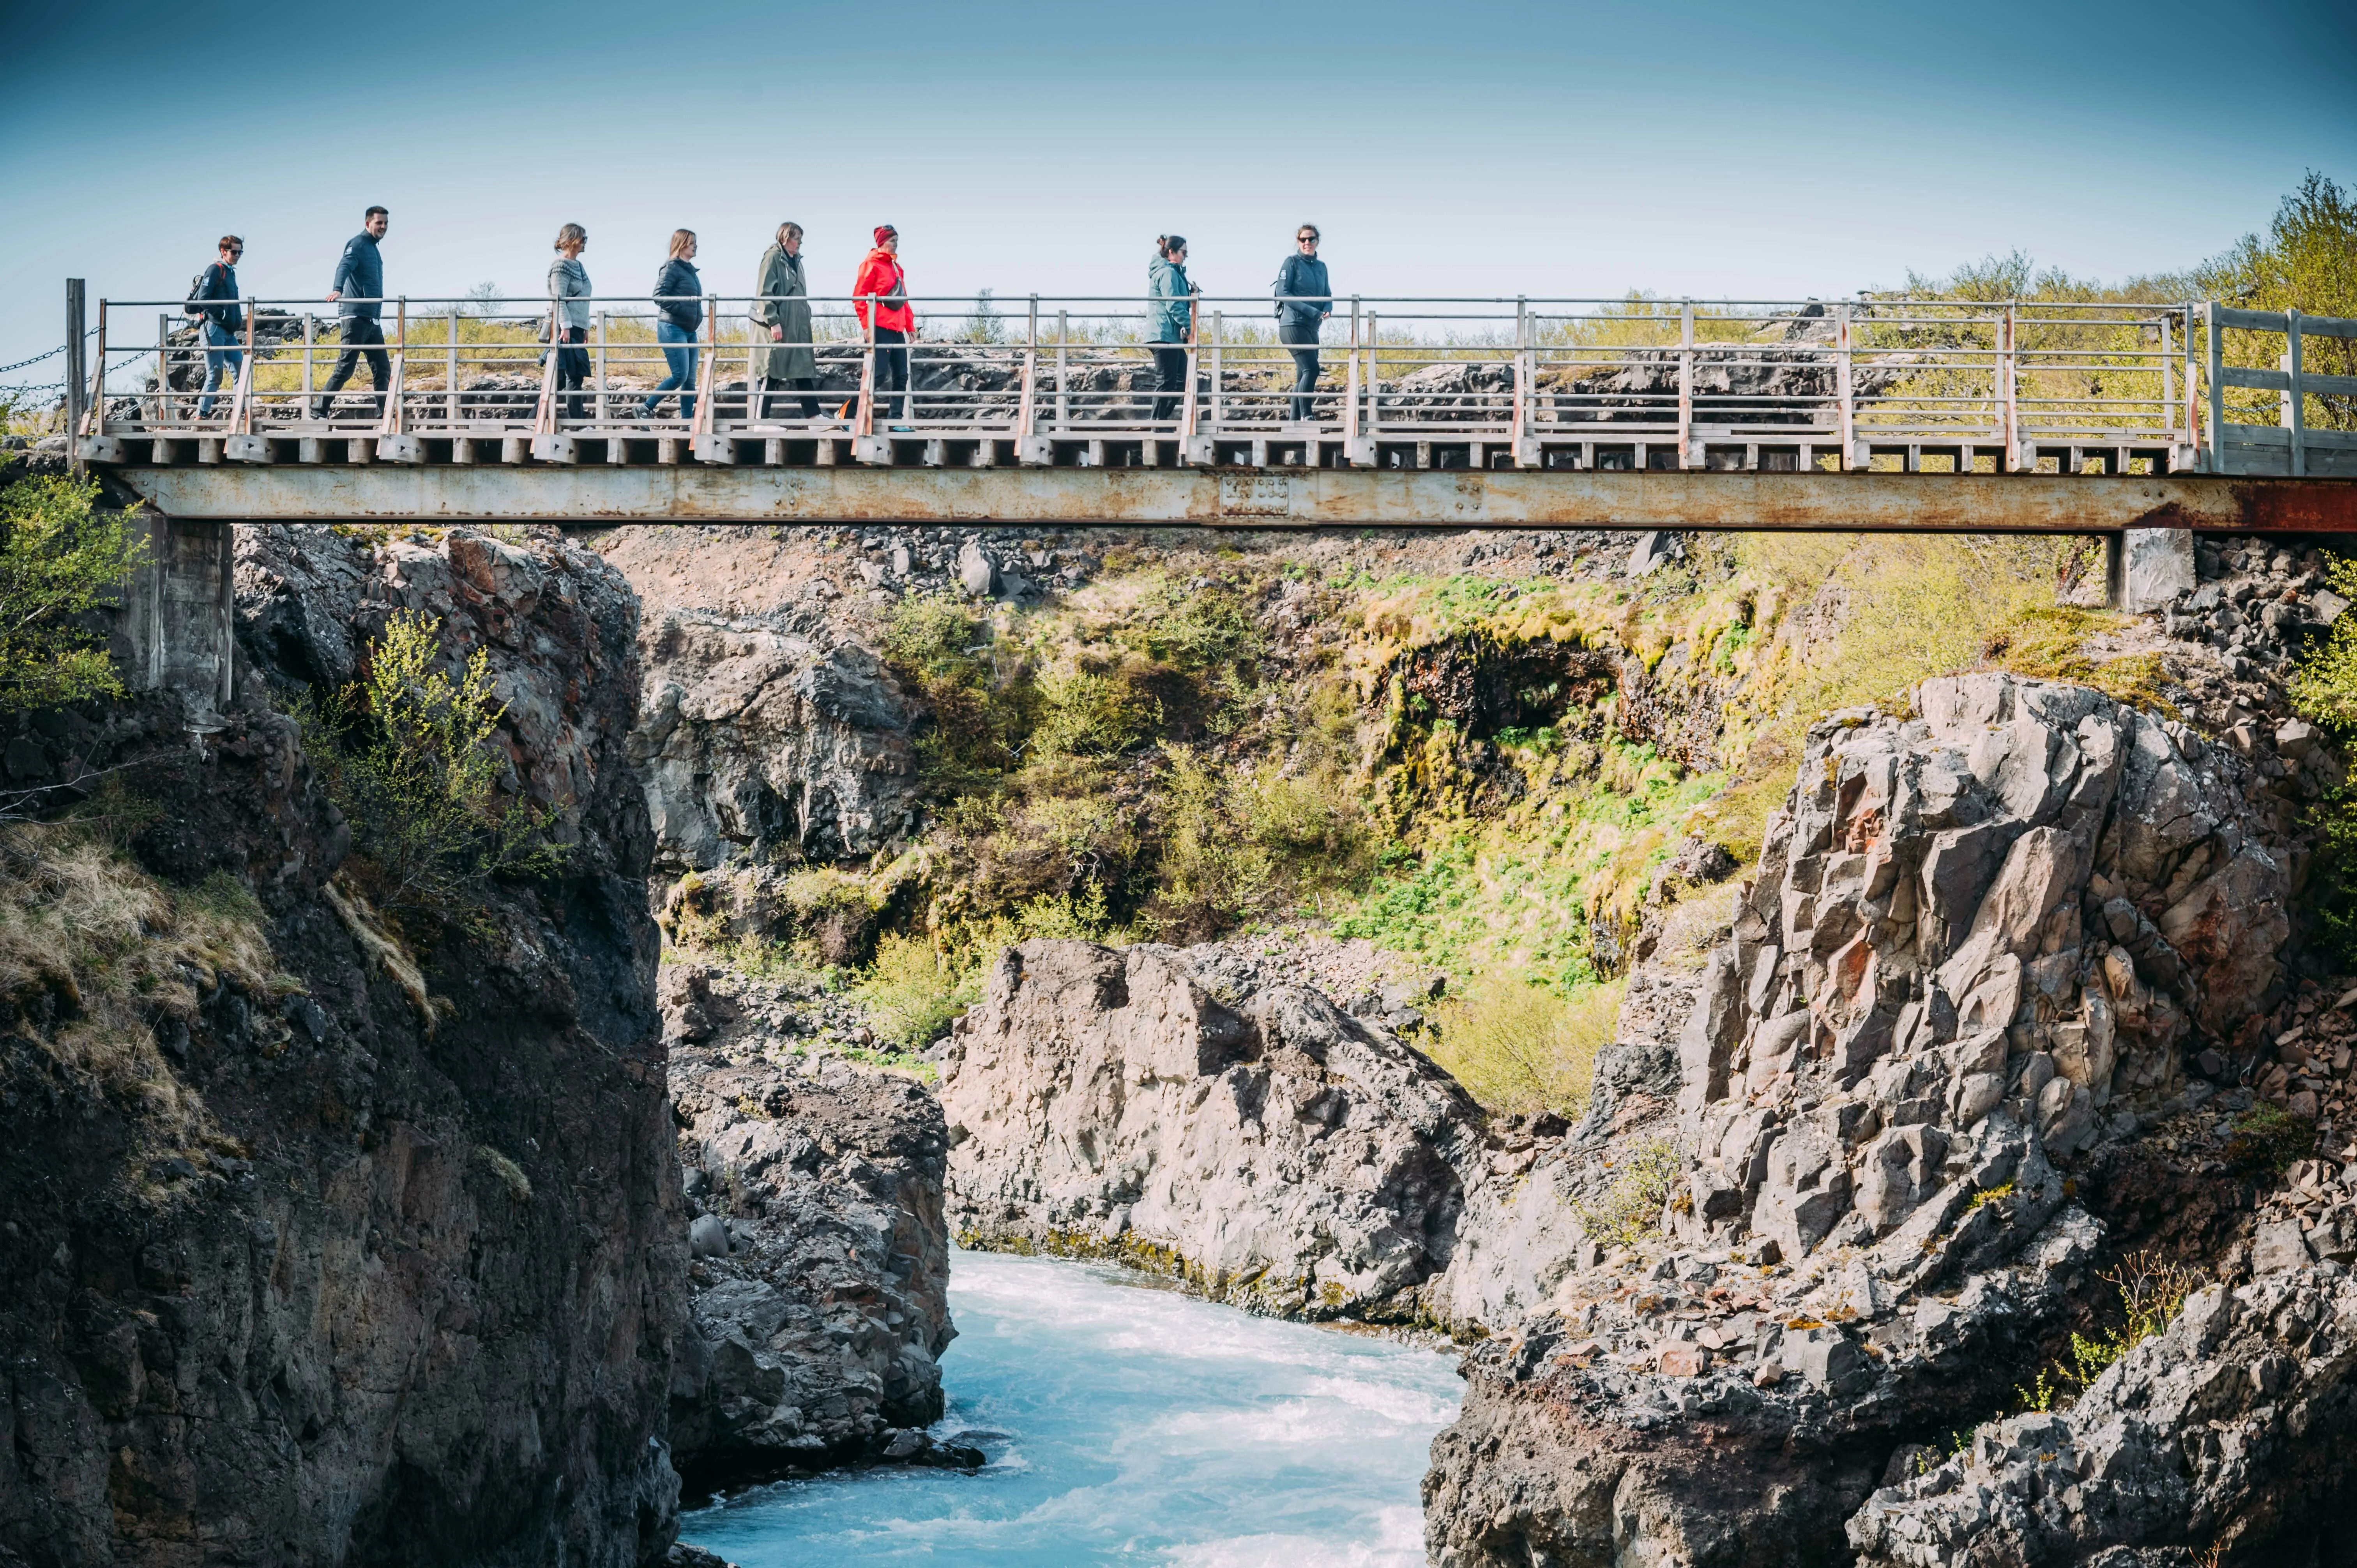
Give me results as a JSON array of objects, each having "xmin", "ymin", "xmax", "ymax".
[{"xmin": 753, "ymin": 221, "xmax": 820, "ymax": 419}]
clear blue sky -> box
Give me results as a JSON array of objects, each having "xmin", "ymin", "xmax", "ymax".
[{"xmin": 3, "ymin": 0, "xmax": 2352, "ymax": 385}]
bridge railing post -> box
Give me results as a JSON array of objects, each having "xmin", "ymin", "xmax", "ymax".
[
  {"xmin": 1017, "ymin": 295, "xmax": 1043, "ymax": 464},
  {"xmin": 1363, "ymin": 311, "xmax": 1375, "ymax": 441},
  {"xmin": 1343, "ymin": 297, "xmax": 1361, "ymax": 457},
  {"xmin": 2205, "ymin": 301, "xmax": 2225, "ymax": 474},
  {"xmin": 1512, "ymin": 296, "xmax": 1531, "ymax": 466},
  {"xmin": 1055, "ymin": 311, "xmax": 1069, "ymax": 435},
  {"xmin": 2286, "ymin": 308, "xmax": 2307, "ymax": 478},
  {"xmin": 2180, "ymin": 304, "xmax": 2199, "ymax": 469},
  {"xmin": 1210, "ymin": 311, "xmax": 1224, "ymax": 432},
  {"xmin": 1835, "ymin": 303, "xmax": 1853, "ymax": 470},
  {"xmin": 65, "ymin": 280, "xmax": 87, "ymax": 471},
  {"xmin": 2159, "ymin": 309, "xmax": 2176, "ymax": 459},
  {"xmin": 2000, "ymin": 306, "xmax": 2018, "ymax": 470},
  {"xmin": 1677, "ymin": 300, "xmax": 1695, "ymax": 469},
  {"xmin": 88, "ymin": 296, "xmax": 108, "ymax": 445}
]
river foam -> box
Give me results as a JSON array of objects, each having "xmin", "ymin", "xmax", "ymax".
[{"xmin": 679, "ymin": 1247, "xmax": 1463, "ymax": 1566}]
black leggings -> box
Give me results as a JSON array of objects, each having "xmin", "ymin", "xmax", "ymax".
[
  {"xmin": 553, "ymin": 326, "xmax": 589, "ymax": 418},
  {"xmin": 872, "ymin": 328, "xmax": 908, "ymax": 421},
  {"xmin": 761, "ymin": 376, "xmax": 821, "ymax": 420},
  {"xmin": 1151, "ymin": 346, "xmax": 1188, "ymax": 422}
]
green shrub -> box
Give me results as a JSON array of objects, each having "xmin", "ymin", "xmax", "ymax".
[
  {"xmin": 2225, "ymin": 1102, "xmax": 2319, "ymax": 1175},
  {"xmin": 1032, "ymin": 666, "xmax": 1163, "ymax": 758},
  {"xmin": 2050, "ymin": 1250, "xmax": 2203, "ymax": 1398},
  {"xmin": 299, "ymin": 610, "xmax": 565, "ymax": 919},
  {"xmin": 853, "ymin": 887, "xmax": 1113, "ymax": 1049},
  {"xmin": 855, "ymin": 932, "xmax": 969, "ymax": 1051},
  {"xmin": 0, "ymin": 477, "xmax": 146, "ymax": 716}
]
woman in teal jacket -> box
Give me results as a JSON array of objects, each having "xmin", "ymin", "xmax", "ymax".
[{"xmin": 1147, "ymin": 235, "xmax": 1192, "ymax": 423}]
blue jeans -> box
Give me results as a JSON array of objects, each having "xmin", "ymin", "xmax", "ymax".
[
  {"xmin": 643, "ymin": 321, "xmax": 698, "ymax": 419},
  {"xmin": 197, "ymin": 320, "xmax": 242, "ymax": 417}
]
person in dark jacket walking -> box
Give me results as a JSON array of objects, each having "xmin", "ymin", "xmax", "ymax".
[
  {"xmin": 548, "ymin": 223, "xmax": 593, "ymax": 420},
  {"xmin": 190, "ymin": 235, "xmax": 246, "ymax": 419},
  {"xmin": 852, "ymin": 226, "xmax": 913, "ymax": 428},
  {"xmin": 641, "ymin": 230, "xmax": 703, "ymax": 421},
  {"xmin": 1147, "ymin": 235, "xmax": 1193, "ymax": 424},
  {"xmin": 1273, "ymin": 223, "xmax": 1331, "ymax": 423},
  {"xmin": 318, "ymin": 205, "xmax": 390, "ymax": 420}
]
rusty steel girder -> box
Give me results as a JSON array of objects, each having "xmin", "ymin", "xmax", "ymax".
[{"xmin": 108, "ymin": 464, "xmax": 2357, "ymax": 533}]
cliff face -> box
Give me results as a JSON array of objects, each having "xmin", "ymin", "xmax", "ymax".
[
  {"xmin": 938, "ymin": 939, "xmax": 1489, "ymax": 1321},
  {"xmin": 0, "ymin": 526, "xmax": 683, "ymax": 1568},
  {"xmin": 1421, "ymin": 671, "xmax": 2332, "ymax": 1567},
  {"xmin": 631, "ymin": 614, "xmax": 921, "ymax": 879}
]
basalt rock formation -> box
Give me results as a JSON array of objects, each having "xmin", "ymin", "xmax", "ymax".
[
  {"xmin": 938, "ymin": 938, "xmax": 1489, "ymax": 1320},
  {"xmin": 1848, "ymin": 1267, "xmax": 2357, "ymax": 1566},
  {"xmin": 660, "ymin": 962, "xmax": 962, "ymax": 1491},
  {"xmin": 632, "ymin": 613, "xmax": 921, "ymax": 878},
  {"xmin": 1423, "ymin": 671, "xmax": 2318, "ymax": 1566},
  {"xmin": 0, "ymin": 525, "xmax": 683, "ymax": 1567}
]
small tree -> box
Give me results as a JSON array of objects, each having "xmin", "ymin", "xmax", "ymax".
[
  {"xmin": 302, "ymin": 610, "xmax": 565, "ymax": 917},
  {"xmin": 0, "ymin": 476, "xmax": 144, "ymax": 714},
  {"xmin": 2292, "ymin": 556, "xmax": 2357, "ymax": 958}
]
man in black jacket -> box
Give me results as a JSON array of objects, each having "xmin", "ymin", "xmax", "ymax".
[
  {"xmin": 191, "ymin": 235, "xmax": 245, "ymax": 418},
  {"xmin": 317, "ymin": 205, "xmax": 390, "ymax": 420}
]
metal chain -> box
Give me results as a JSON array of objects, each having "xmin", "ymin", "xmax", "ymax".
[{"xmin": 0, "ymin": 343, "xmax": 68, "ymax": 376}]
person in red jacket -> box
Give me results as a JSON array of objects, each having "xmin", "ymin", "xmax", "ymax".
[{"xmin": 853, "ymin": 226, "xmax": 914, "ymax": 429}]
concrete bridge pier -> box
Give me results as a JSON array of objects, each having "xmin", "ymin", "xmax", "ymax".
[
  {"xmin": 114, "ymin": 514, "xmax": 236, "ymax": 729},
  {"xmin": 2113, "ymin": 526, "xmax": 2198, "ymax": 613}
]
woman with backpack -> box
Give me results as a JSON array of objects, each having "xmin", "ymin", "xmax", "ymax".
[
  {"xmin": 753, "ymin": 221, "xmax": 818, "ymax": 421},
  {"xmin": 547, "ymin": 223, "xmax": 592, "ymax": 420},
  {"xmin": 852, "ymin": 226, "xmax": 913, "ymax": 429},
  {"xmin": 1147, "ymin": 235, "xmax": 1193, "ymax": 424},
  {"xmin": 641, "ymin": 229, "xmax": 703, "ymax": 421},
  {"xmin": 1273, "ymin": 223, "xmax": 1332, "ymax": 423}
]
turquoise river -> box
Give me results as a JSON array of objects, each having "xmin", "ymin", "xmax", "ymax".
[{"xmin": 678, "ymin": 1247, "xmax": 1466, "ymax": 1566}]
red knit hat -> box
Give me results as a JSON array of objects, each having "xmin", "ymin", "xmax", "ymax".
[{"xmin": 874, "ymin": 224, "xmax": 897, "ymax": 244}]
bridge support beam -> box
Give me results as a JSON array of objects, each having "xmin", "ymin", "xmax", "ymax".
[
  {"xmin": 114, "ymin": 514, "xmax": 236, "ymax": 729},
  {"xmin": 101, "ymin": 464, "xmax": 2357, "ymax": 535}
]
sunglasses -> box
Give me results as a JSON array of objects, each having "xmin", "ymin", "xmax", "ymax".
[{"xmin": 1298, "ymin": 235, "xmax": 1318, "ymax": 243}]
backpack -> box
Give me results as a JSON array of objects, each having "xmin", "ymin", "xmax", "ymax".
[{"xmin": 184, "ymin": 263, "xmax": 231, "ymax": 323}]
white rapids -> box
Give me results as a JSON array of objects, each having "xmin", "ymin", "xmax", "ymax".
[{"xmin": 678, "ymin": 1246, "xmax": 1465, "ymax": 1567}]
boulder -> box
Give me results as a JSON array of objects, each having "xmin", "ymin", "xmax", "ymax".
[
  {"xmin": 631, "ymin": 614, "xmax": 920, "ymax": 871},
  {"xmin": 938, "ymin": 939, "xmax": 1487, "ymax": 1321}
]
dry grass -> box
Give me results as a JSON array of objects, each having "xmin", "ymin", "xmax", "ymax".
[
  {"xmin": 0, "ymin": 823, "xmax": 293, "ymax": 1143},
  {"xmin": 1426, "ymin": 976, "xmax": 1622, "ymax": 1119}
]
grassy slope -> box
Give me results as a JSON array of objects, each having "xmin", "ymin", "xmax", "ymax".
[{"xmin": 663, "ymin": 521, "xmax": 2178, "ymax": 1117}]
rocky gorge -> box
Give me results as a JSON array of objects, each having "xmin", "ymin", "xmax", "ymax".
[{"xmin": 5, "ymin": 495, "xmax": 2355, "ymax": 1567}]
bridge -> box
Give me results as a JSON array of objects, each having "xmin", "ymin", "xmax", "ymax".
[
  {"xmin": 40, "ymin": 282, "xmax": 2354, "ymax": 731},
  {"xmin": 58, "ymin": 284, "xmax": 2354, "ymax": 535}
]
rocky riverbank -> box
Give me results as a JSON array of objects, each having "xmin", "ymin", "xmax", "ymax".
[{"xmin": 661, "ymin": 961, "xmax": 968, "ymax": 1492}]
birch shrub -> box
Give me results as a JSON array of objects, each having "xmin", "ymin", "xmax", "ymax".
[{"xmin": 299, "ymin": 611, "xmax": 565, "ymax": 921}]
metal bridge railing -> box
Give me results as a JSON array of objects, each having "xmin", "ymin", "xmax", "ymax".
[{"xmin": 70, "ymin": 290, "xmax": 2233, "ymax": 473}]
